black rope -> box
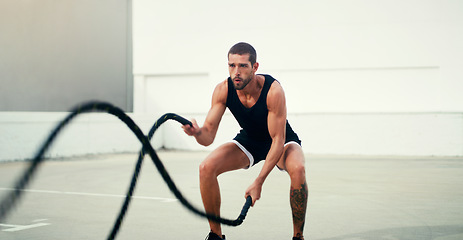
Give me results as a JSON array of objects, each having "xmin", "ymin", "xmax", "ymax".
[
  {"xmin": 0, "ymin": 101, "xmax": 252, "ymax": 240},
  {"xmin": 107, "ymin": 113, "xmax": 204, "ymax": 240}
]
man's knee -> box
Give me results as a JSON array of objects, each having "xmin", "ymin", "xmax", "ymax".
[
  {"xmin": 199, "ymin": 158, "xmax": 218, "ymax": 179},
  {"xmin": 287, "ymin": 159, "xmax": 306, "ymax": 183},
  {"xmin": 284, "ymin": 145, "xmax": 306, "ymax": 178}
]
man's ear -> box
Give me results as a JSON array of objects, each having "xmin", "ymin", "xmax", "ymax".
[{"xmin": 253, "ymin": 62, "xmax": 259, "ymax": 72}]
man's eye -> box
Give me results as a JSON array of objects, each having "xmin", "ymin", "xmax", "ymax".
[
  {"xmin": 240, "ymin": 64, "xmax": 247, "ymax": 68},
  {"xmin": 229, "ymin": 64, "xmax": 235, "ymax": 67}
]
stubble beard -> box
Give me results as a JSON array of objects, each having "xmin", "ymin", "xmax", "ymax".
[{"xmin": 233, "ymin": 75, "xmax": 252, "ymax": 90}]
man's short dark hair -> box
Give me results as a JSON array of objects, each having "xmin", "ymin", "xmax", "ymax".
[{"xmin": 228, "ymin": 42, "xmax": 257, "ymax": 65}]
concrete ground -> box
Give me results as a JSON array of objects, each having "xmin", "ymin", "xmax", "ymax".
[{"xmin": 0, "ymin": 151, "xmax": 462, "ymax": 240}]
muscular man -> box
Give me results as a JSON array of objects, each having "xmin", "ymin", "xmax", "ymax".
[{"xmin": 183, "ymin": 42, "xmax": 308, "ymax": 240}]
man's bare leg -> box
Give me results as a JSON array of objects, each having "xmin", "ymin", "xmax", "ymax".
[
  {"xmin": 290, "ymin": 181, "xmax": 308, "ymax": 239},
  {"xmin": 199, "ymin": 142, "xmax": 249, "ymax": 237},
  {"xmin": 278, "ymin": 143, "xmax": 308, "ymax": 239}
]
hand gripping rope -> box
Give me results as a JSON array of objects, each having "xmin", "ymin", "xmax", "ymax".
[{"xmin": 0, "ymin": 101, "xmax": 252, "ymax": 240}]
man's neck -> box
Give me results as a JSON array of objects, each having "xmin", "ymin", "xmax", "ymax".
[{"xmin": 239, "ymin": 74, "xmax": 263, "ymax": 97}]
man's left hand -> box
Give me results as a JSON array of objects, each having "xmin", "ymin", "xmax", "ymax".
[{"xmin": 245, "ymin": 180, "xmax": 263, "ymax": 206}]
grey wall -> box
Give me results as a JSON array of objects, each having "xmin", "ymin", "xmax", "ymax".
[{"xmin": 0, "ymin": 0, "xmax": 132, "ymax": 112}]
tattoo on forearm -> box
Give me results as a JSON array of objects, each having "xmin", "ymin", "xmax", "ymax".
[{"xmin": 290, "ymin": 182, "xmax": 308, "ymax": 232}]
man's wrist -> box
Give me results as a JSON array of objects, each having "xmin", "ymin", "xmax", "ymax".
[{"xmin": 254, "ymin": 176, "xmax": 265, "ymax": 185}]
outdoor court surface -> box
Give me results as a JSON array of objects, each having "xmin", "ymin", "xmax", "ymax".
[{"xmin": 0, "ymin": 151, "xmax": 462, "ymax": 240}]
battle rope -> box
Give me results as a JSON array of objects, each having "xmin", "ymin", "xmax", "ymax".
[{"xmin": 0, "ymin": 101, "xmax": 252, "ymax": 240}]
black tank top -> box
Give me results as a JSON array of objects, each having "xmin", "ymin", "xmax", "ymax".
[{"xmin": 226, "ymin": 74, "xmax": 300, "ymax": 143}]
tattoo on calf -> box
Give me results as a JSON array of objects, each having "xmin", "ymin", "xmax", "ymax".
[{"xmin": 290, "ymin": 182, "xmax": 308, "ymax": 232}]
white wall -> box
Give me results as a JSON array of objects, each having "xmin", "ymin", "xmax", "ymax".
[
  {"xmin": 2, "ymin": 1, "xmax": 462, "ymax": 161},
  {"xmin": 133, "ymin": 0, "xmax": 463, "ymax": 112},
  {"xmin": 1, "ymin": 111, "xmax": 461, "ymax": 162},
  {"xmin": 131, "ymin": 0, "xmax": 463, "ymax": 156},
  {"xmin": 0, "ymin": 112, "xmax": 164, "ymax": 161}
]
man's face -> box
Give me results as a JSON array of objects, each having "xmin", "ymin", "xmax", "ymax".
[{"xmin": 228, "ymin": 54, "xmax": 256, "ymax": 90}]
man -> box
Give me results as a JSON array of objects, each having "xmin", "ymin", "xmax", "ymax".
[{"xmin": 183, "ymin": 42, "xmax": 308, "ymax": 240}]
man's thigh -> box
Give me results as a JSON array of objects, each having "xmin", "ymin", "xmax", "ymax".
[{"xmin": 203, "ymin": 142, "xmax": 250, "ymax": 175}]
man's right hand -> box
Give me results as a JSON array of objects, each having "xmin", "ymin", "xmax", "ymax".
[{"xmin": 182, "ymin": 119, "xmax": 201, "ymax": 137}]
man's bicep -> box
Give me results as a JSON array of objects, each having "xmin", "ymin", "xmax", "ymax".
[
  {"xmin": 267, "ymin": 85, "xmax": 287, "ymax": 140},
  {"xmin": 268, "ymin": 110, "xmax": 286, "ymax": 141}
]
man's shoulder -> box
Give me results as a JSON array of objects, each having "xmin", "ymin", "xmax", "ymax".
[
  {"xmin": 212, "ymin": 79, "xmax": 229, "ymax": 104},
  {"xmin": 258, "ymin": 74, "xmax": 276, "ymax": 80},
  {"xmin": 266, "ymin": 77, "xmax": 285, "ymax": 105},
  {"xmin": 216, "ymin": 79, "xmax": 229, "ymax": 92}
]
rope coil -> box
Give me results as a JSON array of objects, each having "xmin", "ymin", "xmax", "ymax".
[{"xmin": 0, "ymin": 101, "xmax": 252, "ymax": 240}]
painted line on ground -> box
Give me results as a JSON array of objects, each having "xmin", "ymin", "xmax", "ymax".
[{"xmin": 0, "ymin": 219, "xmax": 50, "ymax": 232}]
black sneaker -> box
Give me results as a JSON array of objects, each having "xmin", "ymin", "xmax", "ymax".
[
  {"xmin": 205, "ymin": 231, "xmax": 226, "ymax": 240},
  {"xmin": 292, "ymin": 237, "xmax": 303, "ymax": 240}
]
